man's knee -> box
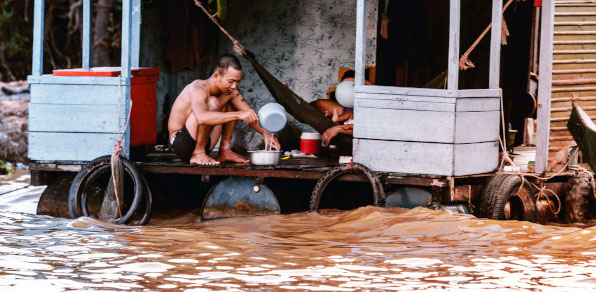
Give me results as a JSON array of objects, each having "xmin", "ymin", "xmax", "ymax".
[{"xmin": 207, "ymin": 96, "xmax": 220, "ymax": 111}]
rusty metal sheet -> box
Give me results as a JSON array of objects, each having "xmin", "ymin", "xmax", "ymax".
[{"xmin": 36, "ymin": 174, "xmax": 76, "ymax": 218}]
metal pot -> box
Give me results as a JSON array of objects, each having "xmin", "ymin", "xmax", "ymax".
[{"xmin": 248, "ymin": 150, "xmax": 282, "ymax": 166}]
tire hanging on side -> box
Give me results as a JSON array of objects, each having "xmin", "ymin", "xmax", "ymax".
[
  {"xmin": 476, "ymin": 174, "xmax": 537, "ymax": 222},
  {"xmin": 68, "ymin": 155, "xmax": 152, "ymax": 225},
  {"xmin": 309, "ymin": 163, "xmax": 385, "ymax": 212}
]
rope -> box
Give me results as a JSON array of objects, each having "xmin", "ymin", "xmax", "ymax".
[
  {"xmin": 533, "ymin": 185, "xmax": 562, "ymax": 215},
  {"xmin": 110, "ymin": 76, "xmax": 133, "ymax": 217},
  {"xmin": 495, "ymin": 72, "xmax": 578, "ymax": 215},
  {"xmin": 110, "ymin": 150, "xmax": 123, "ymax": 217},
  {"xmin": 459, "ymin": 0, "xmax": 514, "ymax": 70},
  {"xmin": 193, "ymin": 0, "xmax": 246, "ymax": 56}
]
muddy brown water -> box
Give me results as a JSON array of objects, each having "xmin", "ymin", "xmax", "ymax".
[{"xmin": 2, "ymin": 172, "xmax": 596, "ymax": 291}]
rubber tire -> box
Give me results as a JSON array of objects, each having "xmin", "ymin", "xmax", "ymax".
[
  {"xmin": 68, "ymin": 155, "xmax": 144, "ymax": 225},
  {"xmin": 80, "ymin": 168, "xmax": 152, "ymax": 225},
  {"xmin": 309, "ymin": 163, "xmax": 385, "ymax": 212},
  {"xmin": 128, "ymin": 174, "xmax": 153, "ymax": 226},
  {"xmin": 476, "ymin": 174, "xmax": 537, "ymax": 222}
]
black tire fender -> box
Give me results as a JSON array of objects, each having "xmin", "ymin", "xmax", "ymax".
[
  {"xmin": 309, "ymin": 163, "xmax": 385, "ymax": 212},
  {"xmin": 476, "ymin": 174, "xmax": 537, "ymax": 222},
  {"xmin": 68, "ymin": 155, "xmax": 145, "ymax": 225}
]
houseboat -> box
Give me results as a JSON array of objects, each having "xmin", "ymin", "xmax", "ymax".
[{"xmin": 27, "ymin": 0, "xmax": 596, "ymax": 225}]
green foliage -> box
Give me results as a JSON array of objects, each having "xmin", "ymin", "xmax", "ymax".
[
  {"xmin": 0, "ymin": 0, "xmax": 32, "ymax": 81},
  {"xmin": 0, "ymin": 0, "xmax": 122, "ymax": 81},
  {"xmin": 0, "ymin": 160, "xmax": 14, "ymax": 174}
]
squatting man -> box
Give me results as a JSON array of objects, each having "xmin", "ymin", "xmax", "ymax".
[{"xmin": 168, "ymin": 54, "xmax": 280, "ymax": 165}]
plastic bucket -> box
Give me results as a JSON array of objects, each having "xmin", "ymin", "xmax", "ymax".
[
  {"xmin": 258, "ymin": 103, "xmax": 287, "ymax": 133},
  {"xmin": 300, "ymin": 132, "xmax": 321, "ymax": 155}
]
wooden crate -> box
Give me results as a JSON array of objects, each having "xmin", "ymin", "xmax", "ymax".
[
  {"xmin": 353, "ymin": 86, "xmax": 500, "ymax": 176},
  {"xmin": 28, "ymin": 75, "xmax": 126, "ymax": 162}
]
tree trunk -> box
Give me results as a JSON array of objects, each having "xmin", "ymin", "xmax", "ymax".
[{"xmin": 92, "ymin": 0, "xmax": 113, "ymax": 66}]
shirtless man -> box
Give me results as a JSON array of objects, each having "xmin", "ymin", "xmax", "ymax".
[{"xmin": 168, "ymin": 54, "xmax": 280, "ymax": 165}]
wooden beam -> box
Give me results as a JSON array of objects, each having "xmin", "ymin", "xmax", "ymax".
[
  {"xmin": 131, "ymin": 0, "xmax": 141, "ymax": 68},
  {"xmin": 32, "ymin": 0, "xmax": 45, "ymax": 76},
  {"xmin": 28, "ymin": 75, "xmax": 123, "ymax": 85},
  {"xmin": 447, "ymin": 0, "xmax": 460, "ymax": 90},
  {"xmin": 489, "ymin": 0, "xmax": 503, "ymax": 89},
  {"xmin": 82, "ymin": 0, "xmax": 92, "ymax": 69},
  {"xmin": 536, "ymin": 0, "xmax": 555, "ymax": 174},
  {"xmin": 355, "ymin": 84, "xmax": 456, "ymax": 97},
  {"xmin": 120, "ymin": 0, "xmax": 133, "ymax": 157},
  {"xmin": 355, "ymin": 0, "xmax": 366, "ymax": 86}
]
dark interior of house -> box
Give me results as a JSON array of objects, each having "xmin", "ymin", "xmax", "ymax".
[{"xmin": 376, "ymin": 0, "xmax": 536, "ymax": 147}]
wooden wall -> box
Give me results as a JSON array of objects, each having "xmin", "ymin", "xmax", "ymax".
[{"xmin": 549, "ymin": 1, "xmax": 596, "ymax": 168}]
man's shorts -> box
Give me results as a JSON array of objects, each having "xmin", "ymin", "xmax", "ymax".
[{"xmin": 171, "ymin": 125, "xmax": 211, "ymax": 162}]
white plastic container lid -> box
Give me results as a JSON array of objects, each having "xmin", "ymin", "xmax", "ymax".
[{"xmin": 301, "ymin": 132, "xmax": 321, "ymax": 140}]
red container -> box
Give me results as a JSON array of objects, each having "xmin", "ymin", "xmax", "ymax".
[
  {"xmin": 53, "ymin": 67, "xmax": 160, "ymax": 146},
  {"xmin": 300, "ymin": 132, "xmax": 321, "ymax": 155}
]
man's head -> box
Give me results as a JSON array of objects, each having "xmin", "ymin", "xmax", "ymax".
[{"xmin": 213, "ymin": 54, "xmax": 242, "ymax": 94}]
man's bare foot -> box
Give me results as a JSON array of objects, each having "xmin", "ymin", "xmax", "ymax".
[
  {"xmin": 190, "ymin": 152, "xmax": 220, "ymax": 166},
  {"xmin": 216, "ymin": 149, "xmax": 249, "ymax": 163}
]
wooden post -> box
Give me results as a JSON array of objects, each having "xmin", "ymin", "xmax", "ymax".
[
  {"xmin": 355, "ymin": 0, "xmax": 366, "ymax": 86},
  {"xmin": 447, "ymin": 0, "xmax": 460, "ymax": 90},
  {"xmin": 121, "ymin": 0, "xmax": 132, "ymax": 78},
  {"xmin": 82, "ymin": 0, "xmax": 92, "ymax": 69},
  {"xmin": 32, "ymin": 0, "xmax": 45, "ymax": 76},
  {"xmin": 120, "ymin": 0, "xmax": 133, "ymax": 157},
  {"xmin": 489, "ymin": 0, "xmax": 503, "ymax": 89},
  {"xmin": 536, "ymin": 0, "xmax": 555, "ymax": 174},
  {"xmin": 131, "ymin": 0, "xmax": 141, "ymax": 68}
]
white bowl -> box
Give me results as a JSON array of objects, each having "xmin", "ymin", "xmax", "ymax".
[{"xmin": 248, "ymin": 150, "xmax": 282, "ymax": 166}]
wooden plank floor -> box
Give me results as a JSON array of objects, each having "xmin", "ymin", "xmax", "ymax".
[
  {"xmin": 30, "ymin": 150, "xmax": 475, "ymax": 186},
  {"xmin": 137, "ymin": 150, "xmax": 453, "ymax": 186},
  {"xmin": 138, "ymin": 151, "xmax": 345, "ymax": 180}
]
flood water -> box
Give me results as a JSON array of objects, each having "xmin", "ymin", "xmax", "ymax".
[{"xmin": 2, "ymin": 171, "xmax": 596, "ymax": 291}]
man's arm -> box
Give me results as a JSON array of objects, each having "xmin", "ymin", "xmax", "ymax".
[
  {"xmin": 322, "ymin": 124, "xmax": 353, "ymax": 144},
  {"xmin": 231, "ymin": 91, "xmax": 281, "ymax": 150},
  {"xmin": 191, "ymin": 86, "xmax": 257, "ymax": 125},
  {"xmin": 230, "ymin": 92, "xmax": 264, "ymax": 131}
]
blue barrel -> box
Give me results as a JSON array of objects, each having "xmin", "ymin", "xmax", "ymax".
[{"xmin": 258, "ymin": 103, "xmax": 287, "ymax": 133}]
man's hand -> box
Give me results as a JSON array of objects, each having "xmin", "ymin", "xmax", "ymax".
[
  {"xmin": 322, "ymin": 126, "xmax": 340, "ymax": 145},
  {"xmin": 237, "ymin": 110, "xmax": 258, "ymax": 124},
  {"xmin": 264, "ymin": 132, "xmax": 281, "ymax": 150}
]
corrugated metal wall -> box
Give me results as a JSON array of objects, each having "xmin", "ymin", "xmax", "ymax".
[{"xmin": 550, "ymin": 0, "xmax": 596, "ymax": 163}]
